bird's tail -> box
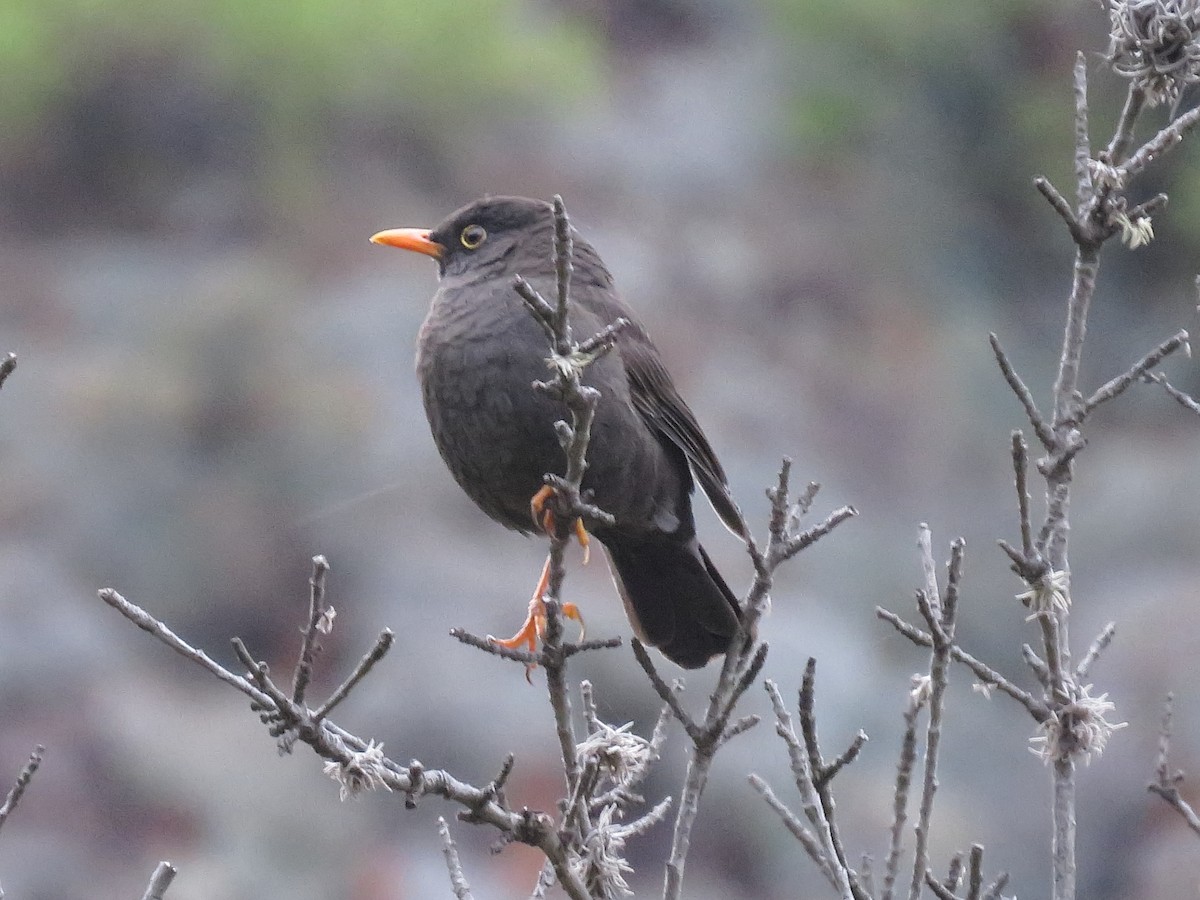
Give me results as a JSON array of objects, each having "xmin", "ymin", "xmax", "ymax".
[{"xmin": 601, "ymin": 532, "xmax": 742, "ymax": 669}]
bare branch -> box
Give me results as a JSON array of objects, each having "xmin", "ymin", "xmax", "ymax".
[
  {"xmin": 139, "ymin": 861, "xmax": 178, "ymax": 900},
  {"xmin": 945, "ymin": 852, "xmax": 965, "ymax": 893},
  {"xmin": 631, "ymin": 639, "xmax": 698, "ymax": 739},
  {"xmin": 312, "ymin": 629, "xmax": 395, "ymax": 720},
  {"xmin": 917, "ymin": 524, "xmax": 940, "ymax": 615},
  {"xmin": 774, "ymin": 505, "xmax": 858, "ymax": 566},
  {"xmin": 101, "ymin": 587, "xmax": 596, "ymax": 898},
  {"xmin": 721, "ymin": 715, "xmax": 762, "ymax": 746},
  {"xmin": 451, "ymin": 627, "xmax": 539, "ymax": 664},
  {"xmin": 923, "ymin": 868, "xmax": 961, "ymax": 900},
  {"xmin": 0, "ymin": 745, "xmax": 44, "ymax": 838},
  {"xmin": 820, "ymin": 731, "xmax": 869, "ymax": 788},
  {"xmin": 540, "ymin": 599, "xmax": 581, "ymax": 792},
  {"xmin": 966, "ymin": 843, "xmax": 984, "ymax": 900},
  {"xmin": 748, "ymin": 773, "xmax": 836, "ymax": 887},
  {"xmin": 1076, "ymin": 622, "xmax": 1117, "ymax": 679},
  {"xmin": 552, "ymin": 195, "xmax": 574, "ymax": 353},
  {"xmin": 882, "ymin": 685, "xmax": 925, "ymax": 900},
  {"xmin": 907, "ymin": 537, "xmax": 962, "ymax": 900},
  {"xmin": 763, "ymin": 679, "xmax": 860, "ymax": 900},
  {"xmin": 1034, "ymin": 176, "xmax": 1081, "ymax": 237},
  {"xmin": 100, "ymin": 588, "xmax": 272, "ymax": 704},
  {"xmin": 1120, "ymin": 101, "xmax": 1200, "ymax": 181},
  {"xmin": 292, "ymin": 555, "xmax": 331, "ymax": 705},
  {"xmin": 876, "ymin": 607, "xmax": 1047, "ymax": 720},
  {"xmin": 439, "ymin": 817, "xmax": 475, "ymax": 900},
  {"xmin": 982, "ymin": 872, "xmax": 1011, "ymax": 900},
  {"xmin": 1127, "ymin": 191, "xmax": 1168, "ymax": 220},
  {"xmin": 989, "ymin": 334, "xmax": 1056, "ymax": 449},
  {"xmin": 1148, "ymin": 693, "xmax": 1200, "ymax": 837},
  {"xmin": 0, "ymin": 352, "xmax": 15, "ymax": 390},
  {"xmin": 1052, "ymin": 244, "xmax": 1101, "ymax": 427},
  {"xmin": 1011, "ymin": 431, "xmax": 1035, "ymax": 559},
  {"xmin": 1073, "ymin": 52, "xmax": 1093, "ymax": 207},
  {"xmin": 1144, "ymin": 371, "xmax": 1200, "ymax": 414},
  {"xmin": 1104, "ymin": 84, "xmax": 1146, "ymax": 165},
  {"xmin": 1022, "ymin": 644, "xmax": 1051, "ymax": 688},
  {"xmin": 1082, "ymin": 329, "xmax": 1191, "ymax": 415}
]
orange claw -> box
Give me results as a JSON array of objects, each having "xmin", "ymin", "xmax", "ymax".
[
  {"xmin": 490, "ymin": 558, "xmax": 552, "ymax": 654},
  {"xmin": 530, "ymin": 484, "xmax": 592, "ymax": 564},
  {"xmin": 488, "ymin": 556, "xmax": 587, "ymax": 676},
  {"xmin": 574, "ymin": 518, "xmax": 591, "ymax": 565},
  {"xmin": 530, "ymin": 484, "xmax": 556, "ymax": 533}
]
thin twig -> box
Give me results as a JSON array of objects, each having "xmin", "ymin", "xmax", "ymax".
[
  {"xmin": 0, "ymin": 352, "xmax": 15, "ymax": 390},
  {"xmin": 439, "ymin": 817, "xmax": 475, "ymax": 900},
  {"xmin": 797, "ymin": 661, "xmax": 865, "ymax": 899},
  {"xmin": 1081, "ymin": 329, "xmax": 1191, "ymax": 416},
  {"xmin": 764, "ymin": 679, "xmax": 859, "ymax": 900},
  {"xmin": 552, "ymin": 194, "xmax": 574, "ymax": 355},
  {"xmin": 989, "ymin": 334, "xmax": 1056, "ymax": 449},
  {"xmin": 100, "ymin": 588, "xmax": 272, "ymax": 703},
  {"xmin": 0, "ymin": 745, "xmax": 44, "ymax": 837},
  {"xmin": 877, "ymin": 607, "xmax": 1047, "ymax": 721},
  {"xmin": 923, "ymin": 869, "xmax": 960, "ymax": 900},
  {"xmin": 1073, "ymin": 53, "xmax": 1092, "ymax": 208},
  {"xmin": 1127, "ymin": 191, "xmax": 1168, "ymax": 220},
  {"xmin": 917, "ymin": 524, "xmax": 941, "ymax": 615},
  {"xmin": 1022, "ymin": 644, "xmax": 1051, "ymax": 688},
  {"xmin": 1053, "ymin": 244, "xmax": 1101, "ymax": 428},
  {"xmin": 1144, "ymin": 371, "xmax": 1200, "ymax": 414},
  {"xmin": 1148, "ymin": 693, "xmax": 1200, "ymax": 836},
  {"xmin": 312, "ymin": 629, "xmax": 395, "ymax": 720},
  {"xmin": 540, "ymin": 598, "xmax": 581, "ymax": 793},
  {"xmin": 820, "ymin": 731, "xmax": 869, "ymax": 788},
  {"xmin": 292, "ymin": 555, "xmax": 331, "ymax": 705},
  {"xmin": 1105, "ymin": 83, "xmax": 1146, "ymax": 165},
  {"xmin": 1119, "ymin": 101, "xmax": 1200, "ymax": 181},
  {"xmin": 968, "ymin": 844, "xmax": 987, "ymax": 900},
  {"xmin": 1011, "ymin": 432, "xmax": 1034, "ymax": 558},
  {"xmin": 945, "ymin": 852, "xmax": 965, "ymax": 893},
  {"xmin": 774, "ymin": 505, "xmax": 859, "ymax": 567},
  {"xmin": 139, "ymin": 861, "xmax": 178, "ymax": 900},
  {"xmin": 882, "ymin": 684, "xmax": 925, "ymax": 900},
  {"xmin": 1076, "ymin": 622, "xmax": 1116, "ymax": 679},
  {"xmin": 664, "ymin": 744, "xmax": 718, "ymax": 899},
  {"xmin": 982, "ymin": 872, "xmax": 1011, "ymax": 900},
  {"xmin": 631, "ymin": 639, "xmax": 698, "ymax": 739},
  {"xmin": 748, "ymin": 774, "xmax": 836, "ymax": 886},
  {"xmin": 662, "ymin": 451, "xmax": 852, "ymax": 899},
  {"xmin": 1034, "ymin": 177, "xmax": 1081, "ymax": 237},
  {"xmin": 907, "ymin": 537, "xmax": 963, "ymax": 900}
]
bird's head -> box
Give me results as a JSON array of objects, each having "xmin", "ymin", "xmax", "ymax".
[{"xmin": 371, "ymin": 196, "xmax": 554, "ymax": 279}]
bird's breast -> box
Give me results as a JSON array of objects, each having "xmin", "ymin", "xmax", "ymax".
[
  {"xmin": 415, "ymin": 284, "xmax": 568, "ymax": 529},
  {"xmin": 413, "ymin": 278, "xmax": 682, "ymax": 536}
]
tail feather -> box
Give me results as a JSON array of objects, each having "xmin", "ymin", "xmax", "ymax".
[{"xmin": 602, "ymin": 533, "xmax": 741, "ymax": 669}]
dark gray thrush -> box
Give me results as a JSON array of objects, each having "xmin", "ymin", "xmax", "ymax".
[{"xmin": 371, "ymin": 196, "xmax": 745, "ymax": 668}]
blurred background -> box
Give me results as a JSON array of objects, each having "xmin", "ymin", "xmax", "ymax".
[{"xmin": 1, "ymin": 0, "xmax": 1199, "ymax": 897}]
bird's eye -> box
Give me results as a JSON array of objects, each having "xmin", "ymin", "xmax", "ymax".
[{"xmin": 460, "ymin": 225, "xmax": 487, "ymax": 249}]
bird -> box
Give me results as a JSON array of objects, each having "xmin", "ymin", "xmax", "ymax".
[{"xmin": 370, "ymin": 196, "xmax": 747, "ymax": 668}]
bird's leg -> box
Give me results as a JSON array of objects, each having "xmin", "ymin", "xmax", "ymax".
[
  {"xmin": 488, "ymin": 556, "xmax": 585, "ymax": 654},
  {"xmin": 530, "ymin": 484, "xmax": 591, "ymax": 564}
]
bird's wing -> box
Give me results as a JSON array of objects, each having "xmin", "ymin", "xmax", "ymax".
[{"xmin": 618, "ymin": 325, "xmax": 749, "ymax": 539}]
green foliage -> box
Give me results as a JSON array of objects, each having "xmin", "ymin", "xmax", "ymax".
[
  {"xmin": 762, "ymin": 0, "xmax": 1064, "ymax": 160},
  {"xmin": 0, "ymin": 0, "xmax": 601, "ymax": 142}
]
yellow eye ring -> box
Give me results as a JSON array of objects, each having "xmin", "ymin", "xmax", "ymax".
[{"xmin": 460, "ymin": 225, "xmax": 487, "ymax": 249}]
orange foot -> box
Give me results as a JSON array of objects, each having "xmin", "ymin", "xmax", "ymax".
[
  {"xmin": 530, "ymin": 484, "xmax": 591, "ymax": 564},
  {"xmin": 488, "ymin": 557, "xmax": 586, "ymax": 660}
]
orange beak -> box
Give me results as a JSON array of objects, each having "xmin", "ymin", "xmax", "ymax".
[{"xmin": 369, "ymin": 227, "xmax": 445, "ymax": 260}]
